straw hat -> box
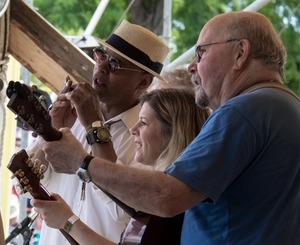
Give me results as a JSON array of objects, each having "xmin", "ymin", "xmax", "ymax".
[{"xmin": 96, "ymin": 20, "xmax": 170, "ymax": 82}]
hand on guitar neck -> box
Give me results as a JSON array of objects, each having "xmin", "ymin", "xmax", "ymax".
[
  {"xmin": 5, "ymin": 80, "xmax": 183, "ymax": 245},
  {"xmin": 6, "ymin": 81, "xmax": 78, "ymax": 244},
  {"xmin": 7, "ymin": 149, "xmax": 79, "ymax": 245}
]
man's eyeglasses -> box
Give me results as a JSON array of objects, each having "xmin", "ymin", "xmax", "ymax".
[
  {"xmin": 93, "ymin": 47, "xmax": 144, "ymax": 73},
  {"xmin": 195, "ymin": 39, "xmax": 240, "ymax": 62}
]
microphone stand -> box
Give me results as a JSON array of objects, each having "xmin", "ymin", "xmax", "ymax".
[{"xmin": 5, "ymin": 213, "xmax": 38, "ymax": 245}]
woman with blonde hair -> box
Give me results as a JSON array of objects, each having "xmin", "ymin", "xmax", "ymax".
[{"xmin": 32, "ymin": 88, "xmax": 210, "ymax": 245}]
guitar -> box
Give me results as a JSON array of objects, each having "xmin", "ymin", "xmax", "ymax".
[
  {"xmin": 6, "ymin": 81, "xmax": 184, "ymax": 245},
  {"xmin": 6, "ymin": 80, "xmax": 61, "ymax": 141},
  {"xmin": 7, "ymin": 152, "xmax": 184, "ymax": 245},
  {"xmin": 6, "ymin": 81, "xmax": 78, "ymax": 245},
  {"xmin": 7, "ymin": 149, "xmax": 79, "ymax": 245}
]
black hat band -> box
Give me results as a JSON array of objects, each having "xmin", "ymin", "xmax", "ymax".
[{"xmin": 106, "ymin": 34, "xmax": 163, "ymax": 74}]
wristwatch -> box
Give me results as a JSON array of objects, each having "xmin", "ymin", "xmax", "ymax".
[
  {"xmin": 63, "ymin": 214, "xmax": 80, "ymax": 233},
  {"xmin": 86, "ymin": 120, "xmax": 111, "ymax": 145},
  {"xmin": 76, "ymin": 155, "xmax": 94, "ymax": 183}
]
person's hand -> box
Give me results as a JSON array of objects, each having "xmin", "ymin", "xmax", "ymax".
[
  {"xmin": 65, "ymin": 82, "xmax": 103, "ymax": 129},
  {"xmin": 31, "ymin": 193, "xmax": 74, "ymax": 230},
  {"xmin": 50, "ymin": 77, "xmax": 78, "ymax": 129},
  {"xmin": 41, "ymin": 128, "xmax": 88, "ymax": 174}
]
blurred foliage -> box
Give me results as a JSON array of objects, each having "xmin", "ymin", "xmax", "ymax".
[{"xmin": 33, "ymin": 0, "xmax": 300, "ymax": 94}]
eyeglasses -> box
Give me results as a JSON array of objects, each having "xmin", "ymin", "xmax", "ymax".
[
  {"xmin": 93, "ymin": 47, "xmax": 145, "ymax": 73},
  {"xmin": 195, "ymin": 39, "xmax": 240, "ymax": 62}
]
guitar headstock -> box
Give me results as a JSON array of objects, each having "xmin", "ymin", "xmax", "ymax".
[
  {"xmin": 6, "ymin": 80, "xmax": 61, "ymax": 141},
  {"xmin": 7, "ymin": 149, "xmax": 79, "ymax": 245},
  {"xmin": 7, "ymin": 149, "xmax": 53, "ymax": 200}
]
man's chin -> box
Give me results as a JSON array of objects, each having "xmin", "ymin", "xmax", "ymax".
[{"xmin": 196, "ymin": 91, "xmax": 209, "ymax": 108}]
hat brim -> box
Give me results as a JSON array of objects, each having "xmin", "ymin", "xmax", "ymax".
[{"xmin": 96, "ymin": 37, "xmax": 168, "ymax": 83}]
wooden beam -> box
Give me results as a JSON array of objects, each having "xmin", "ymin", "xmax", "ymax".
[{"xmin": 8, "ymin": 0, "xmax": 95, "ymax": 94}]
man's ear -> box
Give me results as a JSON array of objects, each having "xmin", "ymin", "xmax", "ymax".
[
  {"xmin": 234, "ymin": 39, "xmax": 251, "ymax": 70},
  {"xmin": 139, "ymin": 73, "xmax": 154, "ymax": 90}
]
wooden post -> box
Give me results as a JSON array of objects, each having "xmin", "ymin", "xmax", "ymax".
[{"xmin": 8, "ymin": 0, "xmax": 95, "ymax": 93}]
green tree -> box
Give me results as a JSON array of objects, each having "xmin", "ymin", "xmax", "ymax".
[{"xmin": 33, "ymin": 0, "xmax": 300, "ymax": 94}]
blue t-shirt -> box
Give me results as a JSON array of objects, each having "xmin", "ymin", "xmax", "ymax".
[{"xmin": 166, "ymin": 88, "xmax": 300, "ymax": 245}]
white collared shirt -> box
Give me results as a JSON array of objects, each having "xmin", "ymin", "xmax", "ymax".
[{"xmin": 38, "ymin": 104, "xmax": 141, "ymax": 244}]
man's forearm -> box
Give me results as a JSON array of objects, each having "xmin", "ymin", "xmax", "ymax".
[
  {"xmin": 88, "ymin": 157, "xmax": 203, "ymax": 217},
  {"xmin": 91, "ymin": 141, "xmax": 117, "ymax": 162}
]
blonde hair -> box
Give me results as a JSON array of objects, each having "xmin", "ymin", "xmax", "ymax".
[
  {"xmin": 139, "ymin": 88, "xmax": 210, "ymax": 171},
  {"xmin": 160, "ymin": 67, "xmax": 194, "ymax": 90}
]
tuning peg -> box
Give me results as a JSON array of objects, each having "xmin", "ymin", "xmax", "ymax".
[
  {"xmin": 22, "ymin": 122, "xmax": 29, "ymax": 130},
  {"xmin": 39, "ymin": 95, "xmax": 47, "ymax": 102},
  {"xmin": 19, "ymin": 189, "xmax": 26, "ymax": 195},
  {"xmin": 39, "ymin": 164, "xmax": 47, "ymax": 173},
  {"xmin": 17, "ymin": 185, "xmax": 27, "ymax": 195},
  {"xmin": 31, "ymin": 158, "xmax": 44, "ymax": 176},
  {"xmin": 34, "ymin": 159, "xmax": 41, "ymax": 166},
  {"xmin": 14, "ymin": 169, "xmax": 25, "ymax": 177},
  {"xmin": 29, "ymin": 152, "xmax": 35, "ymax": 158},
  {"xmin": 20, "ymin": 176, "xmax": 29, "ymax": 185},
  {"xmin": 25, "ymin": 157, "xmax": 34, "ymax": 167},
  {"xmin": 31, "ymin": 85, "xmax": 38, "ymax": 92},
  {"xmin": 31, "ymin": 166, "xmax": 39, "ymax": 175},
  {"xmin": 32, "ymin": 159, "xmax": 40, "ymax": 172},
  {"xmin": 37, "ymin": 164, "xmax": 47, "ymax": 179},
  {"xmin": 37, "ymin": 173, "xmax": 44, "ymax": 179},
  {"xmin": 31, "ymin": 131, "xmax": 39, "ymax": 138},
  {"xmin": 26, "ymin": 114, "xmax": 35, "ymax": 124},
  {"xmin": 23, "ymin": 185, "xmax": 33, "ymax": 194},
  {"xmin": 34, "ymin": 123, "xmax": 43, "ymax": 134},
  {"xmin": 16, "ymin": 105, "xmax": 25, "ymax": 116},
  {"xmin": 42, "ymin": 111, "xmax": 51, "ymax": 120}
]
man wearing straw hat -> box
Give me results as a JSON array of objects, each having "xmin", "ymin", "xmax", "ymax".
[
  {"xmin": 30, "ymin": 11, "xmax": 299, "ymax": 245},
  {"xmin": 27, "ymin": 20, "xmax": 169, "ymax": 245}
]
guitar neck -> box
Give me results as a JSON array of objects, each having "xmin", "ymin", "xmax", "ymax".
[
  {"xmin": 7, "ymin": 93, "xmax": 62, "ymax": 141},
  {"xmin": 32, "ymin": 185, "xmax": 79, "ymax": 244},
  {"xmin": 99, "ymin": 188, "xmax": 144, "ymax": 218},
  {"xmin": 7, "ymin": 149, "xmax": 79, "ymax": 245},
  {"xmin": 31, "ymin": 184, "xmax": 54, "ymax": 201},
  {"xmin": 6, "ymin": 81, "xmax": 62, "ymax": 141}
]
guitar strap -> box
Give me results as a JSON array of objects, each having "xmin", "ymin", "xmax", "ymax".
[{"xmin": 241, "ymin": 81, "xmax": 300, "ymax": 102}]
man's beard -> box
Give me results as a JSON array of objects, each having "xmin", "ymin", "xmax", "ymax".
[
  {"xmin": 191, "ymin": 75, "xmax": 209, "ymax": 108},
  {"xmin": 195, "ymin": 87, "xmax": 209, "ymax": 108}
]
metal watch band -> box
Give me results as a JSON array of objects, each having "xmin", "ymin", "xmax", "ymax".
[
  {"xmin": 80, "ymin": 155, "xmax": 94, "ymax": 170},
  {"xmin": 76, "ymin": 155, "xmax": 94, "ymax": 183}
]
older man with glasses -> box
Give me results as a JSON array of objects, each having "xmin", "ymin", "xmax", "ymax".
[
  {"xmin": 32, "ymin": 11, "xmax": 300, "ymax": 245},
  {"xmin": 26, "ymin": 20, "xmax": 169, "ymax": 245}
]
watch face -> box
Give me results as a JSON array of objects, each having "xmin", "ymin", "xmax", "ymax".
[{"xmin": 96, "ymin": 127, "xmax": 111, "ymax": 142}]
